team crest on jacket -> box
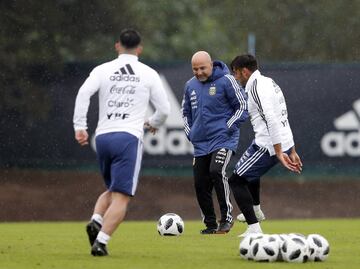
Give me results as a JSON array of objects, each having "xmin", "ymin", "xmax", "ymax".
[{"xmin": 209, "ymin": 86, "xmax": 216, "ymax": 95}]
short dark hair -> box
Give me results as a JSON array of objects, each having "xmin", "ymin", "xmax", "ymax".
[
  {"xmin": 119, "ymin": 29, "xmax": 141, "ymax": 49},
  {"xmin": 230, "ymin": 54, "xmax": 258, "ymax": 72}
]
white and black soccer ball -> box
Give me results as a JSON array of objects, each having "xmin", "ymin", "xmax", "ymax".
[
  {"xmin": 251, "ymin": 235, "xmax": 280, "ymax": 262},
  {"xmin": 267, "ymin": 234, "xmax": 288, "ymax": 261},
  {"xmin": 289, "ymin": 232, "xmax": 306, "ymax": 239},
  {"xmin": 239, "ymin": 233, "xmax": 264, "ymax": 260},
  {"xmin": 157, "ymin": 213, "xmax": 184, "ymax": 236},
  {"xmin": 281, "ymin": 234, "xmax": 309, "ymax": 263},
  {"xmin": 307, "ymin": 234, "xmax": 330, "ymax": 261}
]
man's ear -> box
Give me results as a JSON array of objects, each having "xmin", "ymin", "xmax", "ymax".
[
  {"xmin": 115, "ymin": 42, "xmax": 121, "ymax": 53},
  {"xmin": 136, "ymin": 45, "xmax": 143, "ymax": 56},
  {"xmin": 242, "ymin": 67, "xmax": 250, "ymax": 78}
]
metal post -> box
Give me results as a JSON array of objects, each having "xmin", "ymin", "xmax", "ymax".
[{"xmin": 248, "ymin": 33, "xmax": 256, "ymax": 56}]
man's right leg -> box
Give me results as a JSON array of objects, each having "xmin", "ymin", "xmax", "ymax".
[
  {"xmin": 228, "ymin": 174, "xmax": 258, "ymax": 224},
  {"xmin": 101, "ymin": 192, "xmax": 130, "ymax": 236},
  {"xmin": 193, "ymin": 155, "xmax": 218, "ymax": 233},
  {"xmin": 209, "ymin": 148, "xmax": 234, "ymax": 233},
  {"xmin": 249, "ymin": 179, "xmax": 260, "ymax": 206},
  {"xmin": 237, "ymin": 178, "xmax": 266, "ymax": 222},
  {"xmin": 94, "ymin": 191, "xmax": 112, "ymax": 216},
  {"xmin": 228, "ymin": 173, "xmax": 262, "ymax": 237}
]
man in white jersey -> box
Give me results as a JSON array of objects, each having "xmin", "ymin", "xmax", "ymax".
[
  {"xmin": 228, "ymin": 54, "xmax": 302, "ymax": 237},
  {"xmin": 73, "ymin": 29, "xmax": 170, "ymax": 256}
]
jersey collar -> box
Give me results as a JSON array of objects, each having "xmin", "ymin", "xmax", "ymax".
[
  {"xmin": 118, "ymin": 54, "xmax": 138, "ymax": 61},
  {"xmin": 245, "ymin": 70, "xmax": 261, "ymax": 92}
]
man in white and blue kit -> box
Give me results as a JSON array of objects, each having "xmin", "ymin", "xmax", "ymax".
[
  {"xmin": 228, "ymin": 54, "xmax": 303, "ymax": 237},
  {"xmin": 73, "ymin": 29, "xmax": 170, "ymax": 256}
]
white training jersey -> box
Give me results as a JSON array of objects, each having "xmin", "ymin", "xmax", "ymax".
[
  {"xmin": 245, "ymin": 70, "xmax": 294, "ymax": 156},
  {"xmin": 73, "ymin": 54, "xmax": 170, "ymax": 139}
]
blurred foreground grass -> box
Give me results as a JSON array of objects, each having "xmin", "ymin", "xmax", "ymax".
[{"xmin": 0, "ymin": 219, "xmax": 359, "ymax": 269}]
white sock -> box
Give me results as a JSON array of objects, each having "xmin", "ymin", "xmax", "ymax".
[
  {"xmin": 248, "ymin": 222, "xmax": 262, "ymax": 233},
  {"xmin": 253, "ymin": 205, "xmax": 261, "ymax": 213},
  {"xmin": 97, "ymin": 231, "xmax": 111, "ymax": 245},
  {"xmin": 91, "ymin": 213, "xmax": 103, "ymax": 225}
]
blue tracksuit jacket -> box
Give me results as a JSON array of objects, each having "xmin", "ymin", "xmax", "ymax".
[{"xmin": 182, "ymin": 60, "xmax": 248, "ymax": 157}]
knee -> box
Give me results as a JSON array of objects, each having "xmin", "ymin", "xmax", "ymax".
[
  {"xmin": 228, "ymin": 173, "xmax": 247, "ymax": 187},
  {"xmin": 228, "ymin": 173, "xmax": 237, "ymax": 187},
  {"xmin": 209, "ymin": 166, "xmax": 221, "ymax": 180}
]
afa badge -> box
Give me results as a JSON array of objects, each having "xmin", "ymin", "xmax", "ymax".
[{"xmin": 209, "ymin": 86, "xmax": 216, "ymax": 96}]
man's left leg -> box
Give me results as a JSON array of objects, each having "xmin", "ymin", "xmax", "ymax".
[
  {"xmin": 86, "ymin": 191, "xmax": 112, "ymax": 246},
  {"xmin": 209, "ymin": 148, "xmax": 234, "ymax": 233},
  {"xmin": 91, "ymin": 192, "xmax": 130, "ymax": 256}
]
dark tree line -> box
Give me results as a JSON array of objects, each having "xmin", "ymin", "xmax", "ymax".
[{"xmin": 1, "ymin": 0, "xmax": 360, "ymax": 123}]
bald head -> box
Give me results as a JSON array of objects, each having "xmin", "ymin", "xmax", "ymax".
[
  {"xmin": 191, "ymin": 51, "xmax": 212, "ymax": 65},
  {"xmin": 191, "ymin": 51, "xmax": 213, "ymax": 82}
]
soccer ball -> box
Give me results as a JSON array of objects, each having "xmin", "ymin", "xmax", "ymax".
[
  {"xmin": 289, "ymin": 232, "xmax": 306, "ymax": 238},
  {"xmin": 307, "ymin": 234, "xmax": 330, "ymax": 261},
  {"xmin": 239, "ymin": 233, "xmax": 264, "ymax": 260},
  {"xmin": 251, "ymin": 235, "xmax": 280, "ymax": 262},
  {"xmin": 267, "ymin": 234, "xmax": 288, "ymax": 261},
  {"xmin": 281, "ymin": 234, "xmax": 309, "ymax": 263},
  {"xmin": 157, "ymin": 213, "xmax": 184, "ymax": 236}
]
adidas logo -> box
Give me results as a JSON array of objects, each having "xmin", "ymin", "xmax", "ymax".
[
  {"xmin": 115, "ymin": 64, "xmax": 135, "ymax": 75},
  {"xmin": 143, "ymin": 74, "xmax": 193, "ymax": 155},
  {"xmin": 321, "ymin": 99, "xmax": 360, "ymax": 157},
  {"xmin": 215, "ymin": 148, "xmax": 226, "ymax": 163},
  {"xmin": 110, "ymin": 64, "xmax": 140, "ymax": 82}
]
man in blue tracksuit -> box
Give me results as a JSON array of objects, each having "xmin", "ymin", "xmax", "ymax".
[{"xmin": 182, "ymin": 51, "xmax": 248, "ymax": 234}]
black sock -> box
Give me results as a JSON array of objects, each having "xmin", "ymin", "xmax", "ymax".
[{"xmin": 229, "ymin": 173, "xmax": 258, "ymax": 224}]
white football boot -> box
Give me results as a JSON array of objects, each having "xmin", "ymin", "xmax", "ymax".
[{"xmin": 238, "ymin": 223, "xmax": 263, "ymax": 238}]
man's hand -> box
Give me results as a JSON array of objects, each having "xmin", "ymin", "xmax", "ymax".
[
  {"xmin": 277, "ymin": 152, "xmax": 302, "ymax": 173},
  {"xmin": 144, "ymin": 121, "xmax": 158, "ymax": 135},
  {"xmin": 274, "ymin": 143, "xmax": 302, "ymax": 174},
  {"xmin": 75, "ymin": 129, "xmax": 89, "ymax": 146},
  {"xmin": 289, "ymin": 149, "xmax": 303, "ymax": 172}
]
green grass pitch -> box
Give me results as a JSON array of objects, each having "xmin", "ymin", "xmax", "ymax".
[{"xmin": 0, "ymin": 219, "xmax": 359, "ymax": 269}]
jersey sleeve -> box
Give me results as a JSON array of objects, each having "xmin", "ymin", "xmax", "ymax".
[
  {"xmin": 147, "ymin": 72, "xmax": 170, "ymax": 128},
  {"xmin": 224, "ymin": 75, "xmax": 248, "ymax": 130},
  {"xmin": 73, "ymin": 68, "xmax": 101, "ymax": 130},
  {"xmin": 251, "ymin": 78, "xmax": 282, "ymax": 145},
  {"xmin": 181, "ymin": 84, "xmax": 192, "ymax": 138}
]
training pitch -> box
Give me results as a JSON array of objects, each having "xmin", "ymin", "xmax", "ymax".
[{"xmin": 0, "ymin": 219, "xmax": 359, "ymax": 269}]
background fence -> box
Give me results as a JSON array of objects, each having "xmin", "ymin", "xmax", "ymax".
[{"xmin": 1, "ymin": 62, "xmax": 359, "ymax": 178}]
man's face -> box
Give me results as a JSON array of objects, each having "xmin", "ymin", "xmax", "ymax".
[
  {"xmin": 233, "ymin": 68, "xmax": 248, "ymax": 87},
  {"xmin": 192, "ymin": 61, "xmax": 213, "ymax": 82}
]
